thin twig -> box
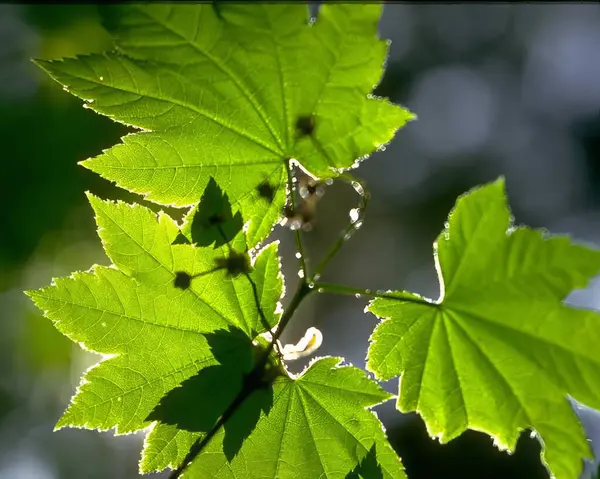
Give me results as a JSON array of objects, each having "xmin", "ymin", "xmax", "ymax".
[
  {"xmin": 311, "ymin": 172, "xmax": 370, "ymax": 281},
  {"xmin": 213, "ymin": 224, "xmax": 273, "ymax": 334},
  {"xmin": 284, "ymin": 159, "xmax": 309, "ymax": 278},
  {"xmin": 314, "ymin": 282, "xmax": 434, "ymax": 306},
  {"xmin": 170, "ymin": 279, "xmax": 312, "ymax": 478}
]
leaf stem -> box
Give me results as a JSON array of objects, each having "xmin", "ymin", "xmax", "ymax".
[
  {"xmin": 285, "ymin": 159, "xmax": 309, "ymax": 278},
  {"xmin": 315, "ymin": 281, "xmax": 433, "ymax": 306},
  {"xmin": 310, "ymin": 173, "xmax": 370, "ymax": 281},
  {"xmin": 214, "ymin": 224, "xmax": 273, "ymax": 334},
  {"xmin": 171, "ymin": 279, "xmax": 313, "ymax": 478}
]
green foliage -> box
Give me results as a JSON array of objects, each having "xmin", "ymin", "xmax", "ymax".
[
  {"xmin": 367, "ymin": 179, "xmax": 600, "ymax": 479},
  {"xmin": 35, "ymin": 3, "xmax": 413, "ymax": 247},
  {"xmin": 27, "ymin": 3, "xmax": 600, "ymax": 479},
  {"xmin": 27, "ymin": 195, "xmax": 283, "ymax": 433},
  {"xmin": 146, "ymin": 356, "xmax": 403, "ymax": 478}
]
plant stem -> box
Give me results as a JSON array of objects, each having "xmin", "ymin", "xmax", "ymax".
[
  {"xmin": 171, "ymin": 279, "xmax": 313, "ymax": 478},
  {"xmin": 311, "ymin": 173, "xmax": 370, "ymax": 281},
  {"xmin": 285, "ymin": 159, "xmax": 309, "ymax": 278},
  {"xmin": 315, "ymin": 282, "xmax": 433, "ymax": 306}
]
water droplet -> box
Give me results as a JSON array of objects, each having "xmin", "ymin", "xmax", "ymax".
[
  {"xmin": 354, "ymin": 220, "xmax": 363, "ymax": 230},
  {"xmin": 62, "ymin": 86, "xmax": 69, "ymax": 92},
  {"xmin": 101, "ymin": 322, "xmax": 107, "ymax": 327},
  {"xmin": 349, "ymin": 208, "xmax": 360, "ymax": 223},
  {"xmin": 317, "ymin": 288, "xmax": 324, "ymax": 293},
  {"xmin": 343, "ymin": 233, "xmax": 352, "ymax": 241},
  {"xmin": 313, "ymin": 273, "xmax": 321, "ymax": 281},
  {"xmin": 99, "ymin": 76, "xmax": 104, "ymax": 81},
  {"xmin": 365, "ymin": 289, "xmax": 372, "ymax": 295},
  {"xmin": 295, "ymin": 252, "xmax": 302, "ymax": 259},
  {"xmin": 351, "ymin": 181, "xmax": 364, "ymax": 195},
  {"xmin": 298, "ymin": 269, "xmax": 304, "ymax": 279},
  {"xmin": 308, "ymin": 282, "xmax": 315, "ymax": 289},
  {"xmin": 355, "ymin": 293, "xmax": 362, "ymax": 299},
  {"xmin": 82, "ymin": 103, "xmax": 89, "ymax": 109},
  {"xmin": 325, "ymin": 178, "xmax": 333, "ymax": 186}
]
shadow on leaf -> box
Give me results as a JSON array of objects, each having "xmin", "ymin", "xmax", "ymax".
[
  {"xmin": 346, "ymin": 444, "xmax": 383, "ymax": 479},
  {"xmin": 191, "ymin": 177, "xmax": 244, "ymax": 248},
  {"xmin": 146, "ymin": 326, "xmax": 273, "ymax": 461},
  {"xmin": 172, "ymin": 177, "xmax": 244, "ymax": 248}
]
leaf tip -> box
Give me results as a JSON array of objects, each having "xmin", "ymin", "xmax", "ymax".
[{"xmin": 492, "ymin": 175, "xmax": 507, "ymax": 190}]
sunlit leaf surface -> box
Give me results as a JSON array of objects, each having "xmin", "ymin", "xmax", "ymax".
[{"xmin": 367, "ymin": 179, "xmax": 600, "ymax": 479}]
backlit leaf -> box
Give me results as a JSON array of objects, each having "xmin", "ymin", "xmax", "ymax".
[
  {"xmin": 367, "ymin": 178, "xmax": 600, "ymax": 479},
  {"xmin": 34, "ymin": 4, "xmax": 413, "ymax": 247}
]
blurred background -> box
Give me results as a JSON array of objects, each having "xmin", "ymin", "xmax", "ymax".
[{"xmin": 1, "ymin": 4, "xmax": 600, "ymax": 478}]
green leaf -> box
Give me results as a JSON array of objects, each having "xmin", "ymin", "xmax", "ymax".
[
  {"xmin": 146, "ymin": 326, "xmax": 278, "ymax": 464},
  {"xmin": 34, "ymin": 4, "xmax": 414, "ymax": 247},
  {"xmin": 367, "ymin": 178, "xmax": 600, "ymax": 479},
  {"xmin": 27, "ymin": 189, "xmax": 402, "ymax": 477},
  {"xmin": 175, "ymin": 177, "xmax": 244, "ymax": 249},
  {"xmin": 26, "ymin": 194, "xmax": 283, "ymax": 434},
  {"xmin": 145, "ymin": 357, "xmax": 404, "ymax": 478}
]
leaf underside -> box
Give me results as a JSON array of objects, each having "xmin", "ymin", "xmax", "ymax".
[
  {"xmin": 27, "ymin": 189, "xmax": 403, "ymax": 477},
  {"xmin": 367, "ymin": 178, "xmax": 600, "ymax": 479},
  {"xmin": 35, "ymin": 4, "xmax": 414, "ymax": 248}
]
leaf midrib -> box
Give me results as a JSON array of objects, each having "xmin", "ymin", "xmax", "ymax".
[
  {"xmin": 445, "ymin": 302, "xmax": 600, "ymax": 365},
  {"xmin": 94, "ymin": 201, "xmax": 233, "ymax": 327},
  {"xmin": 65, "ymin": 354, "xmax": 215, "ymax": 428},
  {"xmin": 32, "ymin": 287, "xmax": 225, "ymax": 338},
  {"xmin": 137, "ymin": 6, "xmax": 285, "ymax": 153}
]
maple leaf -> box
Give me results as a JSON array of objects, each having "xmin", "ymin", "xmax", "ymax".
[
  {"xmin": 26, "ymin": 193, "xmax": 283, "ymax": 434},
  {"xmin": 367, "ymin": 178, "xmax": 600, "ymax": 479},
  {"xmin": 33, "ymin": 4, "xmax": 414, "ymax": 247},
  {"xmin": 144, "ymin": 357, "xmax": 405, "ymax": 479},
  {"xmin": 27, "ymin": 186, "xmax": 403, "ymax": 477}
]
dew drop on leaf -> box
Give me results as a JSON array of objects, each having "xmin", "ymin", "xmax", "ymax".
[{"xmin": 295, "ymin": 252, "xmax": 302, "ymax": 259}]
